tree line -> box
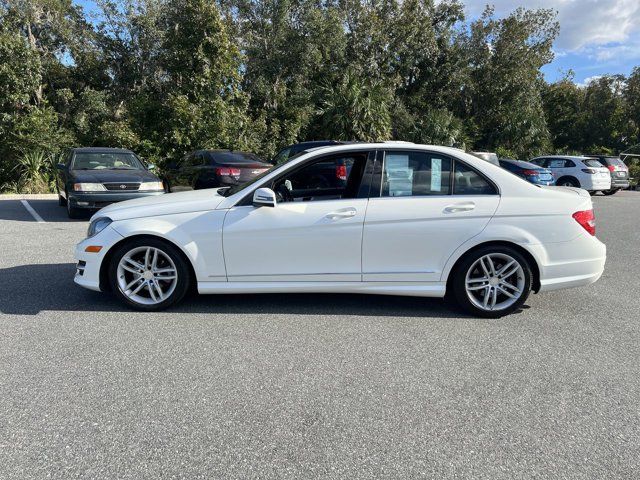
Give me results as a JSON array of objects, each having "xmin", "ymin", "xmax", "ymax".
[{"xmin": 1, "ymin": 0, "xmax": 639, "ymax": 192}]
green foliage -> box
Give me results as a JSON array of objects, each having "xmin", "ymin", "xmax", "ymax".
[
  {"xmin": 0, "ymin": 0, "xmax": 639, "ymax": 192},
  {"xmin": 3, "ymin": 150, "xmax": 55, "ymax": 193}
]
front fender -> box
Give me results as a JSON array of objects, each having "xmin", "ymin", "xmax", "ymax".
[{"xmin": 110, "ymin": 210, "xmax": 227, "ymax": 281}]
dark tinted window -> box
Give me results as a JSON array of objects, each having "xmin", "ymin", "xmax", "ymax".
[
  {"xmin": 454, "ymin": 161, "xmax": 497, "ymax": 195},
  {"xmin": 210, "ymin": 151, "xmax": 263, "ymax": 164},
  {"xmin": 381, "ymin": 151, "xmax": 452, "ymax": 197},
  {"xmin": 271, "ymin": 152, "xmax": 369, "ymax": 202}
]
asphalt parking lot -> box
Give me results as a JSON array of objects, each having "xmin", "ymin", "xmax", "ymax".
[{"xmin": 1, "ymin": 192, "xmax": 639, "ymax": 479}]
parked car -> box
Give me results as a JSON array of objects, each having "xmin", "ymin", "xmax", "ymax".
[
  {"xmin": 74, "ymin": 143, "xmax": 606, "ymax": 318},
  {"xmin": 583, "ymin": 155, "xmax": 630, "ymax": 195},
  {"xmin": 498, "ymin": 159, "xmax": 555, "ymax": 186},
  {"xmin": 470, "ymin": 152, "xmax": 500, "ymax": 166},
  {"xmin": 56, "ymin": 147, "xmax": 164, "ymax": 219},
  {"xmin": 530, "ymin": 156, "xmax": 611, "ymax": 194},
  {"xmin": 273, "ymin": 140, "xmax": 343, "ymax": 165},
  {"xmin": 163, "ymin": 150, "xmax": 271, "ymax": 193}
]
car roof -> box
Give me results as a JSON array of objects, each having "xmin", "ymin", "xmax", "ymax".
[
  {"xmin": 533, "ymin": 155, "xmax": 591, "ymax": 160},
  {"xmin": 71, "ymin": 147, "xmax": 134, "ymax": 154}
]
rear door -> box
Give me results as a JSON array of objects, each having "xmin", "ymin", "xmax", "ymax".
[
  {"xmin": 544, "ymin": 158, "xmax": 574, "ymax": 182},
  {"xmin": 362, "ymin": 150, "xmax": 500, "ymax": 282}
]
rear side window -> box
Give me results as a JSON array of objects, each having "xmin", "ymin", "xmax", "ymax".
[
  {"xmin": 453, "ymin": 161, "xmax": 497, "ymax": 195},
  {"xmin": 381, "ymin": 151, "xmax": 452, "ymax": 197},
  {"xmin": 605, "ymin": 157, "xmax": 626, "ymax": 167}
]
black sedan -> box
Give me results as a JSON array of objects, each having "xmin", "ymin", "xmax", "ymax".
[
  {"xmin": 56, "ymin": 147, "xmax": 164, "ymax": 218},
  {"xmin": 163, "ymin": 150, "xmax": 271, "ymax": 193}
]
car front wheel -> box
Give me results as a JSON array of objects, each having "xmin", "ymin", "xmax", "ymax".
[
  {"xmin": 451, "ymin": 246, "xmax": 532, "ymax": 318},
  {"xmin": 602, "ymin": 189, "xmax": 619, "ymax": 196},
  {"xmin": 108, "ymin": 238, "xmax": 191, "ymax": 311}
]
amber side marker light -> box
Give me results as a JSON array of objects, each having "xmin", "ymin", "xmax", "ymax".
[{"xmin": 85, "ymin": 245, "xmax": 103, "ymax": 253}]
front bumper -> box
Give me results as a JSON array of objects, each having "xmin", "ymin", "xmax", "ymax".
[
  {"xmin": 69, "ymin": 191, "xmax": 164, "ymax": 209},
  {"xmin": 73, "ymin": 225, "xmax": 124, "ymax": 291}
]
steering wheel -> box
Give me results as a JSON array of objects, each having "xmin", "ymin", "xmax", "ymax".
[{"xmin": 275, "ymin": 182, "xmax": 294, "ymax": 202}]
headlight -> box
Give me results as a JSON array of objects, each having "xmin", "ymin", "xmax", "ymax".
[
  {"xmin": 87, "ymin": 217, "xmax": 112, "ymax": 238},
  {"xmin": 74, "ymin": 183, "xmax": 106, "ymax": 192},
  {"xmin": 139, "ymin": 181, "xmax": 164, "ymax": 191}
]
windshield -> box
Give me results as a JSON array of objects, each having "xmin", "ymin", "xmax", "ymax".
[
  {"xmin": 72, "ymin": 152, "xmax": 143, "ymax": 170},
  {"xmin": 210, "ymin": 151, "xmax": 263, "ymax": 164}
]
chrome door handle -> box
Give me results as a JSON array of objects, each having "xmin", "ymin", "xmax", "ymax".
[
  {"xmin": 325, "ymin": 208, "xmax": 357, "ymax": 219},
  {"xmin": 444, "ymin": 202, "xmax": 476, "ymax": 213}
]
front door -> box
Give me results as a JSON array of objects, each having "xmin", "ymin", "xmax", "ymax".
[
  {"xmin": 222, "ymin": 151, "xmax": 374, "ymax": 282},
  {"xmin": 362, "ymin": 150, "xmax": 500, "ymax": 282}
]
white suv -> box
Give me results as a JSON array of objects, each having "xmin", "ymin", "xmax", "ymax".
[{"xmin": 531, "ymin": 156, "xmax": 611, "ymax": 193}]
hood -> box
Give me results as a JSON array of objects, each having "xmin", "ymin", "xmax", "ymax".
[
  {"xmin": 94, "ymin": 188, "xmax": 226, "ymax": 221},
  {"xmin": 71, "ymin": 169, "xmax": 160, "ymax": 183}
]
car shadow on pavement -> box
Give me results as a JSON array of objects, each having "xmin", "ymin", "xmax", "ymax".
[{"xmin": 0, "ymin": 263, "xmax": 468, "ymax": 318}]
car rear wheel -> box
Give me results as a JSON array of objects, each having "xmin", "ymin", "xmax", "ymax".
[
  {"xmin": 451, "ymin": 246, "xmax": 532, "ymax": 318},
  {"xmin": 108, "ymin": 238, "xmax": 191, "ymax": 311},
  {"xmin": 558, "ymin": 177, "xmax": 579, "ymax": 188},
  {"xmin": 602, "ymin": 189, "xmax": 619, "ymax": 196}
]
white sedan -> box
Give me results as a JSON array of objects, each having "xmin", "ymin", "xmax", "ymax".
[{"xmin": 74, "ymin": 143, "xmax": 606, "ymax": 318}]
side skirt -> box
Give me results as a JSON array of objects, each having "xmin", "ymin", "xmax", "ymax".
[{"xmin": 197, "ymin": 281, "xmax": 446, "ymax": 298}]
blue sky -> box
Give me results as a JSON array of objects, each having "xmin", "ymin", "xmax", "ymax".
[
  {"xmin": 464, "ymin": 0, "xmax": 640, "ymax": 84},
  {"xmin": 74, "ymin": 0, "xmax": 640, "ymax": 85}
]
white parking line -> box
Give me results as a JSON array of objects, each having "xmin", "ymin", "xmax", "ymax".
[{"xmin": 20, "ymin": 200, "xmax": 46, "ymax": 223}]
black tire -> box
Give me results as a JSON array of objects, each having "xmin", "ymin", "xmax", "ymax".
[
  {"xmin": 58, "ymin": 194, "xmax": 67, "ymax": 206},
  {"xmin": 602, "ymin": 189, "xmax": 619, "ymax": 196},
  {"xmin": 589, "ymin": 191, "xmax": 597, "ymax": 196},
  {"xmin": 557, "ymin": 177, "xmax": 579, "ymax": 188},
  {"xmin": 450, "ymin": 245, "xmax": 533, "ymax": 319},
  {"xmin": 108, "ymin": 237, "xmax": 192, "ymax": 311},
  {"xmin": 66, "ymin": 197, "xmax": 82, "ymax": 219}
]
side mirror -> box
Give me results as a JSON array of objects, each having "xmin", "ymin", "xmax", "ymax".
[
  {"xmin": 253, "ymin": 188, "xmax": 277, "ymax": 208},
  {"xmin": 56, "ymin": 163, "xmax": 66, "ymax": 171},
  {"xmin": 147, "ymin": 163, "xmax": 156, "ymax": 170}
]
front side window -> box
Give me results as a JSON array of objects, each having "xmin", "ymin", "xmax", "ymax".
[
  {"xmin": 453, "ymin": 161, "xmax": 497, "ymax": 195},
  {"xmin": 271, "ymin": 152, "xmax": 369, "ymax": 202},
  {"xmin": 72, "ymin": 152, "xmax": 143, "ymax": 170},
  {"xmin": 381, "ymin": 151, "xmax": 452, "ymax": 197}
]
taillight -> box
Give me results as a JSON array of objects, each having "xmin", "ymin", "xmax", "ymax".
[
  {"xmin": 336, "ymin": 165, "xmax": 347, "ymax": 181},
  {"xmin": 606, "ymin": 165, "xmax": 616, "ymax": 172},
  {"xmin": 581, "ymin": 168, "xmax": 597, "ymax": 174},
  {"xmin": 215, "ymin": 167, "xmax": 241, "ymax": 176},
  {"xmin": 573, "ymin": 209, "xmax": 596, "ymax": 236},
  {"xmin": 522, "ymin": 169, "xmax": 539, "ymax": 176}
]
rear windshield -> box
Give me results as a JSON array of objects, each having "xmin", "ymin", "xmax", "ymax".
[
  {"xmin": 583, "ymin": 159, "xmax": 604, "ymax": 168},
  {"xmin": 604, "ymin": 157, "xmax": 626, "ymax": 166},
  {"xmin": 209, "ymin": 151, "xmax": 263, "ymax": 164},
  {"xmin": 72, "ymin": 152, "xmax": 142, "ymax": 170},
  {"xmin": 504, "ymin": 160, "xmax": 542, "ymax": 169}
]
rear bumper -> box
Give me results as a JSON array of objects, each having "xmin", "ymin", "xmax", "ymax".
[
  {"xmin": 528, "ymin": 235, "xmax": 606, "ymax": 293},
  {"xmin": 610, "ymin": 179, "xmax": 630, "ymax": 189},
  {"xmin": 69, "ymin": 191, "xmax": 164, "ymax": 209},
  {"xmin": 581, "ymin": 177, "xmax": 612, "ymax": 191}
]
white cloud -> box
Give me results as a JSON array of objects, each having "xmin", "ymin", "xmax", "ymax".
[
  {"xmin": 575, "ymin": 75, "xmax": 602, "ymax": 87},
  {"xmin": 463, "ymin": 0, "xmax": 640, "ymax": 57}
]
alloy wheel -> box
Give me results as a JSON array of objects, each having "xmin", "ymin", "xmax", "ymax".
[
  {"xmin": 116, "ymin": 246, "xmax": 178, "ymax": 305},
  {"xmin": 465, "ymin": 253, "xmax": 525, "ymax": 312}
]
